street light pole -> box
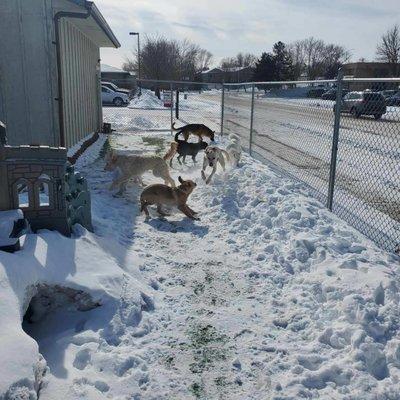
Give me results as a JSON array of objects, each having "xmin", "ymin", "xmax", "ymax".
[{"xmin": 129, "ymin": 32, "xmax": 141, "ymax": 96}]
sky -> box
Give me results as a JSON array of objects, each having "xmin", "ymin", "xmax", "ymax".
[{"xmin": 96, "ymin": 0, "xmax": 400, "ymax": 70}]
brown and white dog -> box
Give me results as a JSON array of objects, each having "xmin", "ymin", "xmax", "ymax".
[
  {"xmin": 201, "ymin": 146, "xmax": 230, "ymax": 184},
  {"xmin": 172, "ymin": 122, "xmax": 215, "ymax": 142},
  {"xmin": 201, "ymin": 135, "xmax": 242, "ymax": 184},
  {"xmin": 140, "ymin": 176, "xmax": 199, "ymax": 220},
  {"xmin": 105, "ymin": 151, "xmax": 175, "ymax": 195}
]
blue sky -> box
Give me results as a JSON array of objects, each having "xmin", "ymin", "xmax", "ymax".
[{"xmin": 96, "ymin": 0, "xmax": 400, "ymax": 69}]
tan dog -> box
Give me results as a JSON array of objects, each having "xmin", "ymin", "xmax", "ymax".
[
  {"xmin": 140, "ymin": 176, "xmax": 199, "ymax": 220},
  {"xmin": 163, "ymin": 142, "xmax": 178, "ymax": 164},
  {"xmin": 172, "ymin": 122, "xmax": 215, "ymax": 142},
  {"xmin": 105, "ymin": 151, "xmax": 175, "ymax": 195}
]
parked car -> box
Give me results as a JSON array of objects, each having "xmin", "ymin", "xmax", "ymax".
[
  {"xmin": 307, "ymin": 87, "xmax": 326, "ymax": 98},
  {"xmin": 334, "ymin": 91, "xmax": 387, "ymax": 119},
  {"xmin": 321, "ymin": 88, "xmax": 349, "ymax": 100},
  {"xmin": 101, "ymin": 81, "xmax": 134, "ymax": 99},
  {"xmin": 379, "ymin": 90, "xmax": 398, "ymax": 102},
  {"xmin": 101, "ymin": 86, "xmax": 130, "ymax": 106},
  {"xmin": 386, "ymin": 92, "xmax": 400, "ymax": 106}
]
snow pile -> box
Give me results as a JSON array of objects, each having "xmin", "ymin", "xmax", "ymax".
[
  {"xmin": 129, "ymin": 89, "xmax": 164, "ymax": 109},
  {"xmin": 0, "ymin": 226, "xmax": 152, "ymax": 399},
  {"xmin": 1, "ymin": 125, "xmax": 399, "ymax": 399}
]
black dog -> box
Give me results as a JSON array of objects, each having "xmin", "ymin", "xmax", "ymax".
[{"xmin": 164, "ymin": 132, "xmax": 208, "ymax": 166}]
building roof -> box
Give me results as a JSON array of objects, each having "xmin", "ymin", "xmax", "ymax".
[
  {"xmin": 201, "ymin": 66, "xmax": 254, "ymax": 75},
  {"xmin": 65, "ymin": 0, "xmax": 120, "ymax": 48},
  {"xmin": 101, "ymin": 64, "xmax": 125, "ymax": 73}
]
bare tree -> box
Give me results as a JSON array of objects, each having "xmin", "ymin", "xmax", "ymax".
[
  {"xmin": 122, "ymin": 35, "xmax": 213, "ymax": 81},
  {"xmin": 376, "ymin": 24, "xmax": 400, "ymax": 75},
  {"xmin": 220, "ymin": 52, "xmax": 257, "ymax": 70},
  {"xmin": 288, "ymin": 37, "xmax": 351, "ymax": 79}
]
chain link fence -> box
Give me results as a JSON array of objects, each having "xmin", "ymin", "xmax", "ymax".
[
  {"xmin": 102, "ymin": 79, "xmax": 221, "ymax": 134},
  {"xmin": 102, "ymin": 76, "xmax": 399, "ymax": 252},
  {"xmin": 222, "ymin": 76, "xmax": 400, "ymax": 253}
]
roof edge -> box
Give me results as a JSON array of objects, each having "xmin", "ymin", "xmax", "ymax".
[{"xmin": 67, "ymin": 0, "xmax": 120, "ymax": 48}]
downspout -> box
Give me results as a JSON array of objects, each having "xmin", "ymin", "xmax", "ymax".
[{"xmin": 53, "ymin": 4, "xmax": 93, "ymax": 147}]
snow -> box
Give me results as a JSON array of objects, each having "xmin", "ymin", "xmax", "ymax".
[
  {"xmin": 128, "ymin": 89, "xmax": 165, "ymax": 110},
  {"xmin": 0, "ymin": 210, "xmax": 24, "ymax": 247},
  {"xmin": 0, "ymin": 112, "xmax": 400, "ymax": 399}
]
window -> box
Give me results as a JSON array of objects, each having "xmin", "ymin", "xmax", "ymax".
[
  {"xmin": 17, "ymin": 182, "xmax": 30, "ymax": 208},
  {"xmin": 38, "ymin": 182, "xmax": 50, "ymax": 207},
  {"xmin": 36, "ymin": 174, "xmax": 51, "ymax": 208}
]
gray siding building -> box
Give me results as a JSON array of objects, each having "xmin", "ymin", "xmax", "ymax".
[{"xmin": 0, "ymin": 0, "xmax": 120, "ymax": 149}]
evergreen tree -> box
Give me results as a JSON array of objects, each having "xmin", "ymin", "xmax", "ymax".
[
  {"xmin": 252, "ymin": 42, "xmax": 295, "ymax": 82},
  {"xmin": 253, "ymin": 52, "xmax": 276, "ymax": 81},
  {"xmin": 272, "ymin": 41, "xmax": 295, "ymax": 81}
]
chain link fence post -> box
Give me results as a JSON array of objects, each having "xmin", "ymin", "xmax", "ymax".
[
  {"xmin": 249, "ymin": 83, "xmax": 255, "ymax": 156},
  {"xmin": 220, "ymin": 84, "xmax": 225, "ymax": 136},
  {"xmin": 327, "ymin": 69, "xmax": 344, "ymax": 211},
  {"xmin": 170, "ymin": 82, "xmax": 174, "ymax": 135},
  {"xmin": 175, "ymin": 89, "xmax": 179, "ymax": 119}
]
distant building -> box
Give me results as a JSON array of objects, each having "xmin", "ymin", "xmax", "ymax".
[
  {"xmin": 0, "ymin": 0, "xmax": 120, "ymax": 149},
  {"xmin": 342, "ymin": 62, "xmax": 400, "ymax": 91},
  {"xmin": 200, "ymin": 66, "xmax": 254, "ymax": 84},
  {"xmin": 101, "ymin": 64, "xmax": 137, "ymax": 91}
]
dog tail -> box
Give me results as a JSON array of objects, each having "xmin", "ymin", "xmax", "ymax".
[
  {"xmin": 229, "ymin": 134, "xmax": 241, "ymax": 145},
  {"xmin": 171, "ymin": 122, "xmax": 182, "ymax": 131},
  {"xmin": 163, "ymin": 142, "xmax": 178, "ymax": 161},
  {"xmin": 174, "ymin": 132, "xmax": 182, "ymax": 142}
]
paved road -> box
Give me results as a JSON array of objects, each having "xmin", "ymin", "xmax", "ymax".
[{"xmin": 222, "ymin": 93, "xmax": 400, "ymax": 250}]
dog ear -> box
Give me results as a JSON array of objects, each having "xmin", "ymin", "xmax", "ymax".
[{"xmin": 178, "ymin": 176, "xmax": 183, "ymax": 184}]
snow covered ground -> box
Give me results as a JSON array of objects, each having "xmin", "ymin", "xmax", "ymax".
[{"xmin": 1, "ymin": 118, "xmax": 400, "ymax": 399}]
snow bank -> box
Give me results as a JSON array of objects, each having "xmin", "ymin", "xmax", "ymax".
[
  {"xmin": 128, "ymin": 89, "xmax": 164, "ymax": 109},
  {"xmin": 0, "ymin": 227, "xmax": 152, "ymax": 399}
]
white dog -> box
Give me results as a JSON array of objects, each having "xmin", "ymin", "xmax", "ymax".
[
  {"xmin": 201, "ymin": 135, "xmax": 242, "ymax": 184},
  {"xmin": 105, "ymin": 151, "xmax": 175, "ymax": 195},
  {"xmin": 226, "ymin": 134, "xmax": 242, "ymax": 167}
]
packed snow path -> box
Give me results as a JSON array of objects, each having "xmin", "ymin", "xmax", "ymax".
[
  {"xmin": 38, "ymin": 132, "xmax": 400, "ymax": 399},
  {"xmin": 5, "ymin": 131, "xmax": 399, "ymax": 399}
]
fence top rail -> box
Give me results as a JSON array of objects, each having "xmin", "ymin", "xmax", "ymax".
[
  {"xmin": 138, "ymin": 78, "xmax": 220, "ymax": 85},
  {"xmin": 223, "ymin": 79, "xmax": 336, "ymax": 86},
  {"xmin": 223, "ymin": 77, "xmax": 400, "ymax": 86},
  {"xmin": 342, "ymin": 77, "xmax": 400, "ymax": 83}
]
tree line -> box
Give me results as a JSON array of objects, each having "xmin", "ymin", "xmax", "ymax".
[{"xmin": 123, "ymin": 24, "xmax": 400, "ymax": 82}]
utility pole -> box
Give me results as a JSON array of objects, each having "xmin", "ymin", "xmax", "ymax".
[{"xmin": 129, "ymin": 32, "xmax": 141, "ymax": 96}]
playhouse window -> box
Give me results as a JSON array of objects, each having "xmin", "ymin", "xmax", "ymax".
[
  {"xmin": 38, "ymin": 182, "xmax": 50, "ymax": 207},
  {"xmin": 17, "ymin": 182, "xmax": 30, "ymax": 208}
]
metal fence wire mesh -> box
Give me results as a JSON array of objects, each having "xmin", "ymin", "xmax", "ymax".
[
  {"xmin": 223, "ymin": 77, "xmax": 400, "ymax": 253},
  {"xmin": 103, "ymin": 80, "xmax": 222, "ymax": 134},
  {"xmin": 104, "ymin": 76, "xmax": 399, "ymax": 253}
]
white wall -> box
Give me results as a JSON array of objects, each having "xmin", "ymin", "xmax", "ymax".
[
  {"xmin": 0, "ymin": 0, "xmax": 59, "ymax": 146},
  {"xmin": 59, "ymin": 19, "xmax": 102, "ymax": 149}
]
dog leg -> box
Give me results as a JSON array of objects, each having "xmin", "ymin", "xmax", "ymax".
[
  {"xmin": 157, "ymin": 204, "xmax": 170, "ymax": 216},
  {"xmin": 178, "ymin": 204, "xmax": 200, "ymax": 220},
  {"xmin": 141, "ymin": 201, "xmax": 150, "ymax": 217},
  {"xmin": 183, "ymin": 155, "xmax": 187, "ymax": 164},
  {"xmin": 206, "ymin": 165, "xmax": 217, "ymax": 184},
  {"xmin": 163, "ymin": 174, "xmax": 175, "ymax": 188},
  {"xmin": 177, "ymin": 155, "xmax": 182, "ymax": 165},
  {"xmin": 201, "ymin": 157, "xmax": 208, "ymax": 181},
  {"xmin": 219, "ymin": 154, "xmax": 226, "ymax": 172},
  {"xmin": 192, "ymin": 155, "xmax": 196, "ymax": 164},
  {"xmin": 186, "ymin": 205, "xmax": 198, "ymax": 215}
]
